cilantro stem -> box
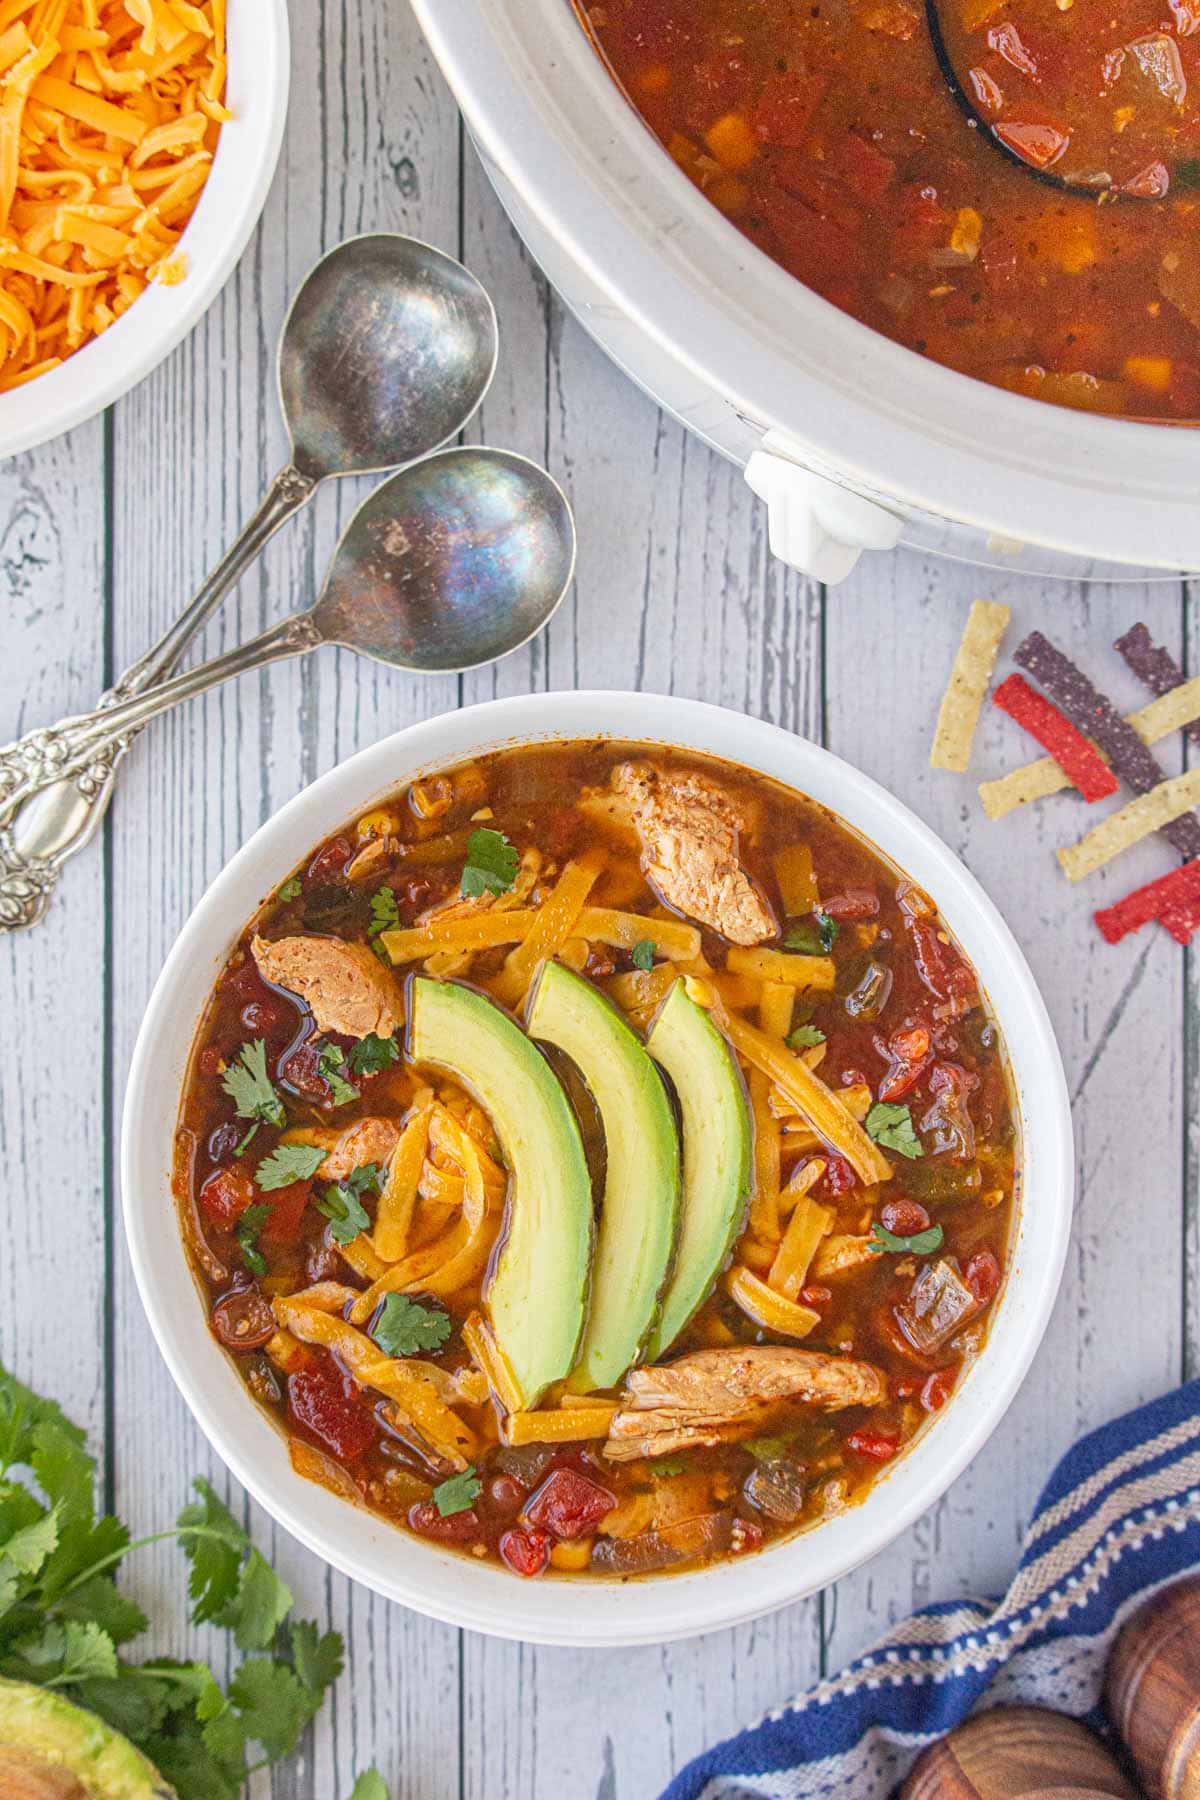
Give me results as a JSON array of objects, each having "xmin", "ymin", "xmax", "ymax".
[{"xmin": 54, "ymin": 1524, "xmax": 240, "ymax": 1599}]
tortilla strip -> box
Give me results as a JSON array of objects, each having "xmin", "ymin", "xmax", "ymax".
[
  {"xmin": 721, "ymin": 1009, "xmax": 892, "ymax": 1185},
  {"xmin": 980, "ymin": 675, "xmax": 1200, "ymax": 819},
  {"xmin": 503, "ymin": 1405, "xmax": 617, "ymax": 1445},
  {"xmin": 1017, "ymin": 631, "xmax": 1200, "ymax": 859},
  {"xmin": 1115, "ymin": 623, "xmax": 1200, "ymax": 747},
  {"xmin": 930, "ymin": 600, "xmax": 1010, "ymax": 772},
  {"xmin": 271, "ymin": 1296, "xmax": 475, "ymax": 1468},
  {"xmin": 1057, "ymin": 768, "xmax": 1200, "ymax": 881},
  {"xmin": 726, "ymin": 1265, "xmax": 821, "ymax": 1339},
  {"xmin": 725, "ymin": 946, "xmax": 835, "ymax": 990}
]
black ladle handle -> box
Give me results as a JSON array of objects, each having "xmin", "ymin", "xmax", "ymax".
[{"xmin": 924, "ymin": 0, "xmax": 1136, "ymax": 200}]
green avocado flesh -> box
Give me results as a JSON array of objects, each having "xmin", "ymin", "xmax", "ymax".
[
  {"xmin": 408, "ymin": 976, "xmax": 593, "ymax": 1408},
  {"xmin": 0, "ymin": 1679, "xmax": 174, "ymax": 1798},
  {"xmin": 527, "ymin": 960, "xmax": 681, "ymax": 1392},
  {"xmin": 643, "ymin": 982, "xmax": 753, "ymax": 1361}
]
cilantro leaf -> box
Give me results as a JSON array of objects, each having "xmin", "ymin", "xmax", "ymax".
[
  {"xmin": 55, "ymin": 1575, "xmax": 148, "ymax": 1646},
  {"xmin": 230, "ymin": 1548, "xmax": 294, "ymax": 1653},
  {"xmin": 277, "ymin": 876, "xmax": 303, "ymax": 903},
  {"xmin": 784, "ymin": 911, "xmax": 839, "ymax": 955},
  {"xmin": 235, "ymin": 1204, "xmax": 271, "ymax": 1278},
  {"xmin": 370, "ymin": 1294, "xmax": 452, "ymax": 1358},
  {"xmin": 865, "ymin": 1101, "xmax": 924, "ymax": 1160},
  {"xmin": 868, "ymin": 1219, "xmax": 945, "ymax": 1256},
  {"xmin": 630, "ymin": 938, "xmax": 656, "ymax": 972},
  {"xmin": 0, "ymin": 1367, "xmax": 86, "ymax": 1477},
  {"xmin": 177, "ymin": 1480, "xmax": 248, "ymax": 1627},
  {"xmin": 367, "ymin": 886, "xmax": 401, "ymax": 949},
  {"xmin": 460, "ymin": 828, "xmax": 518, "ymax": 899},
  {"xmin": 255, "ymin": 1142, "xmax": 326, "ymax": 1192},
  {"xmin": 317, "ymin": 1042, "xmax": 358, "ymax": 1108},
  {"xmin": 227, "ymin": 1657, "xmax": 312, "ymax": 1760},
  {"xmin": 786, "ymin": 1024, "xmax": 826, "ymax": 1051},
  {"xmin": 349, "ymin": 1774, "xmax": 391, "ymax": 1800},
  {"xmin": 75, "ymin": 1671, "xmax": 171, "ymax": 1741},
  {"xmin": 431, "ymin": 1466, "xmax": 481, "ymax": 1517},
  {"xmin": 290, "ymin": 1619, "xmax": 344, "ymax": 1698},
  {"xmin": 348, "ymin": 1032, "xmax": 400, "ymax": 1078},
  {"xmin": 1, "ymin": 1509, "xmax": 58, "ymax": 1576},
  {"xmin": 315, "ymin": 1163, "xmax": 382, "ymax": 1246},
  {"xmin": 221, "ymin": 1040, "xmax": 287, "ymax": 1130}
]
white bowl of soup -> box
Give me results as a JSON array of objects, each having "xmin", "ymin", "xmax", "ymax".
[
  {"xmin": 0, "ymin": 0, "xmax": 288, "ymax": 458},
  {"xmin": 121, "ymin": 692, "xmax": 1072, "ymax": 1646}
]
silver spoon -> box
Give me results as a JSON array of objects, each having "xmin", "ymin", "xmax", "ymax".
[
  {"xmin": 1, "ymin": 232, "xmax": 498, "ymax": 928},
  {"xmin": 0, "ymin": 448, "xmax": 575, "ymax": 852}
]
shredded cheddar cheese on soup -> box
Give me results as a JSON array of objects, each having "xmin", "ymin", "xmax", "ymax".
[{"xmin": 0, "ymin": 0, "xmax": 227, "ymax": 391}]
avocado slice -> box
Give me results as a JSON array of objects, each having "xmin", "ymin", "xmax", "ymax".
[
  {"xmin": 643, "ymin": 982, "xmax": 753, "ymax": 1360},
  {"xmin": 407, "ymin": 976, "xmax": 593, "ymax": 1408},
  {"xmin": 527, "ymin": 960, "xmax": 681, "ymax": 1391},
  {"xmin": 0, "ymin": 1679, "xmax": 174, "ymax": 1798}
]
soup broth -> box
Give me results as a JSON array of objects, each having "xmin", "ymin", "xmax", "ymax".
[
  {"xmin": 175, "ymin": 741, "xmax": 1018, "ymax": 1580},
  {"xmin": 581, "ymin": 0, "xmax": 1200, "ymax": 421}
]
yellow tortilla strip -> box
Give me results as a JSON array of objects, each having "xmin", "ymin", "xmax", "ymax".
[
  {"xmin": 1057, "ymin": 768, "xmax": 1200, "ymax": 881},
  {"xmin": 930, "ymin": 600, "xmax": 1011, "ymax": 773},
  {"xmin": 980, "ymin": 674, "xmax": 1200, "ymax": 819}
]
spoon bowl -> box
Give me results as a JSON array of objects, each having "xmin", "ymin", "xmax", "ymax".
[
  {"xmin": 281, "ymin": 234, "xmax": 500, "ymax": 479},
  {"xmin": 315, "ymin": 446, "xmax": 576, "ymax": 672}
]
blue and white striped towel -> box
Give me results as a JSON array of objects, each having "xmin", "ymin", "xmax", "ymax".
[{"xmin": 661, "ymin": 1378, "xmax": 1200, "ymax": 1800}]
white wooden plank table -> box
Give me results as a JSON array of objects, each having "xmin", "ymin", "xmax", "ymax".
[{"xmin": 0, "ymin": 2, "xmax": 1192, "ymax": 1793}]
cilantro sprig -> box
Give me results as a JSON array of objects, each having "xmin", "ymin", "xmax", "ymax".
[
  {"xmin": 220, "ymin": 1041, "xmax": 286, "ymax": 1131},
  {"xmin": 784, "ymin": 912, "xmax": 839, "ymax": 955},
  {"xmin": 366, "ymin": 886, "xmax": 401, "ymax": 957},
  {"xmin": 349, "ymin": 1032, "xmax": 400, "ymax": 1078},
  {"xmin": 431, "ymin": 1466, "xmax": 481, "ymax": 1517},
  {"xmin": 868, "ymin": 1219, "xmax": 945, "ymax": 1256},
  {"xmin": 865, "ymin": 1101, "xmax": 924, "ymax": 1160},
  {"xmin": 460, "ymin": 828, "xmax": 518, "ymax": 899},
  {"xmin": 370, "ymin": 1294, "xmax": 452, "ymax": 1358},
  {"xmin": 235, "ymin": 1204, "xmax": 271, "ymax": 1278},
  {"xmin": 317, "ymin": 1042, "xmax": 358, "ymax": 1108},
  {"xmin": 255, "ymin": 1142, "xmax": 325, "ymax": 1192},
  {"xmin": 786, "ymin": 1023, "xmax": 825, "ymax": 1051},
  {"xmin": 315, "ymin": 1162, "xmax": 383, "ymax": 1246},
  {"xmin": 0, "ymin": 1361, "xmax": 387, "ymax": 1800},
  {"xmin": 631, "ymin": 938, "xmax": 656, "ymax": 972},
  {"xmin": 276, "ymin": 876, "xmax": 302, "ymax": 904}
]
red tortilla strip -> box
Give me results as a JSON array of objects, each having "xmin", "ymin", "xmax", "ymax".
[
  {"xmin": 1015, "ymin": 631, "xmax": 1200, "ymax": 859},
  {"xmin": 992, "ymin": 674, "xmax": 1118, "ymax": 803},
  {"xmin": 1094, "ymin": 861, "xmax": 1200, "ymax": 945},
  {"xmin": 1114, "ymin": 624, "xmax": 1200, "ymax": 748}
]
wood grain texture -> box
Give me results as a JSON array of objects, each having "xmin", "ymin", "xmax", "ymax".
[{"xmin": 0, "ymin": 0, "xmax": 1193, "ymax": 1792}]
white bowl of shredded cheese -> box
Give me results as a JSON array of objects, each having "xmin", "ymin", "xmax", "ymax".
[{"xmin": 0, "ymin": 0, "xmax": 288, "ymax": 459}]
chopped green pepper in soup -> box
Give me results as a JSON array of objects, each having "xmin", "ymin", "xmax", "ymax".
[
  {"xmin": 175, "ymin": 743, "xmax": 1017, "ymax": 1580},
  {"xmin": 580, "ymin": 0, "xmax": 1200, "ymax": 420}
]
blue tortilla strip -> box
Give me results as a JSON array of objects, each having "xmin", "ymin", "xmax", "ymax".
[
  {"xmin": 1014, "ymin": 630, "xmax": 1200, "ymax": 860},
  {"xmin": 1114, "ymin": 624, "xmax": 1200, "ymax": 749}
]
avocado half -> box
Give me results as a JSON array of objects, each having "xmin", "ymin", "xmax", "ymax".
[
  {"xmin": 0, "ymin": 1679, "xmax": 174, "ymax": 1799},
  {"xmin": 527, "ymin": 960, "xmax": 681, "ymax": 1391},
  {"xmin": 643, "ymin": 982, "xmax": 753, "ymax": 1360},
  {"xmin": 408, "ymin": 976, "xmax": 594, "ymax": 1408}
]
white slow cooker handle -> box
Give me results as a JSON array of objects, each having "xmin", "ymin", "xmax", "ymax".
[{"xmin": 744, "ymin": 445, "xmax": 905, "ymax": 585}]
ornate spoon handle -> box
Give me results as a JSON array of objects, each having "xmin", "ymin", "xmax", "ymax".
[{"xmin": 0, "ymin": 466, "xmax": 316, "ymax": 933}]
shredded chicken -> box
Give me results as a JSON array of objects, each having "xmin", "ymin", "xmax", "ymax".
[
  {"xmin": 251, "ymin": 933, "xmax": 403, "ymax": 1039},
  {"xmin": 610, "ymin": 762, "xmax": 775, "ymax": 946},
  {"xmin": 605, "ymin": 1345, "xmax": 886, "ymax": 1462}
]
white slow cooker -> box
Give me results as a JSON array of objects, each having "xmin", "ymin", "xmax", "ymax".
[{"xmin": 412, "ymin": 0, "xmax": 1200, "ymax": 585}]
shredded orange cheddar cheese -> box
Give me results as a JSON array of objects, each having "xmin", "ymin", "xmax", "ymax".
[{"xmin": 0, "ymin": 0, "xmax": 227, "ymax": 391}]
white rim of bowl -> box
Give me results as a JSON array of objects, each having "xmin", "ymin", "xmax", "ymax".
[
  {"xmin": 0, "ymin": 0, "xmax": 289, "ymax": 458},
  {"xmin": 121, "ymin": 693, "xmax": 1074, "ymax": 1646}
]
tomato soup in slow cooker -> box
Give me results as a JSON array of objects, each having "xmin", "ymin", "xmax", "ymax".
[{"xmin": 581, "ymin": 0, "xmax": 1200, "ymax": 420}]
